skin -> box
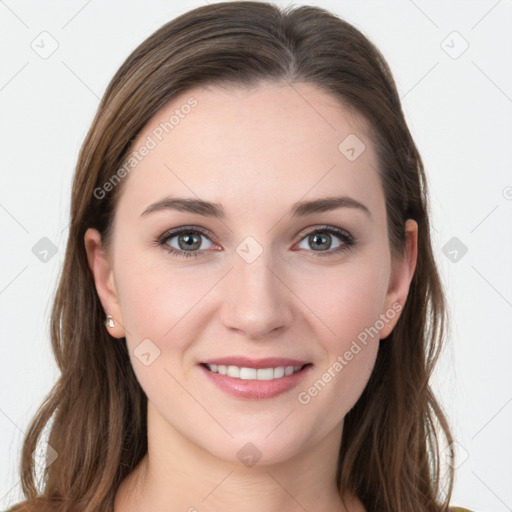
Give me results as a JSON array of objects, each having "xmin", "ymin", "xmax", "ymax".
[{"xmin": 85, "ymin": 81, "xmax": 418, "ymax": 512}]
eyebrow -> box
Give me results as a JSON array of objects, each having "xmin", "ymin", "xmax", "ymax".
[{"xmin": 140, "ymin": 195, "xmax": 372, "ymax": 219}]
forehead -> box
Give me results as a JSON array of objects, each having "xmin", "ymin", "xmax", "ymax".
[{"xmin": 116, "ymin": 81, "xmax": 385, "ymax": 222}]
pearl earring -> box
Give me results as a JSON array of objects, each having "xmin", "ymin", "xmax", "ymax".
[{"xmin": 105, "ymin": 314, "xmax": 115, "ymax": 328}]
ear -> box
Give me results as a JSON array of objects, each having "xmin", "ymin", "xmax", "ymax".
[
  {"xmin": 379, "ymin": 219, "xmax": 418, "ymax": 340},
  {"xmin": 84, "ymin": 228, "xmax": 126, "ymax": 338}
]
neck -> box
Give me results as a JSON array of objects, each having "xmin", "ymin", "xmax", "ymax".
[{"xmin": 114, "ymin": 402, "xmax": 365, "ymax": 512}]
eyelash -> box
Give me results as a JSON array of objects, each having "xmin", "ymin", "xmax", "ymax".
[{"xmin": 154, "ymin": 225, "xmax": 356, "ymax": 259}]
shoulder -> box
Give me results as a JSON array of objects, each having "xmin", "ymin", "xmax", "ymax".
[{"xmin": 449, "ymin": 507, "xmax": 474, "ymax": 512}]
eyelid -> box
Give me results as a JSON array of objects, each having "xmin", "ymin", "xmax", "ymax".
[
  {"xmin": 294, "ymin": 223, "xmax": 353, "ymax": 242},
  {"xmin": 155, "ymin": 224, "xmax": 356, "ymax": 258},
  {"xmin": 156, "ymin": 225, "xmax": 217, "ymax": 246},
  {"xmin": 157, "ymin": 224, "xmax": 353, "ymax": 244}
]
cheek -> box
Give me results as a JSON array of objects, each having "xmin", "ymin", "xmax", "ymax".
[
  {"xmin": 291, "ymin": 257, "xmax": 387, "ymax": 414},
  {"xmin": 113, "ymin": 244, "xmax": 208, "ymax": 333},
  {"xmin": 296, "ymin": 257, "xmax": 389, "ymax": 348},
  {"xmin": 112, "ymin": 255, "xmax": 206, "ymax": 402},
  {"xmin": 113, "ymin": 249, "xmax": 226, "ymax": 379}
]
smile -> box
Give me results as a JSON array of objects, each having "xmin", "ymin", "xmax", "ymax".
[
  {"xmin": 199, "ymin": 362, "xmax": 313, "ymax": 400},
  {"xmin": 203, "ymin": 363, "xmax": 307, "ymax": 380}
]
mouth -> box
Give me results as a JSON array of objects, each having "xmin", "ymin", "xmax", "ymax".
[
  {"xmin": 200, "ymin": 362, "xmax": 312, "ymax": 381},
  {"xmin": 198, "ymin": 361, "xmax": 313, "ymax": 400}
]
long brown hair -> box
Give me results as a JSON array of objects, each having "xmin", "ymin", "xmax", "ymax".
[{"xmin": 8, "ymin": 2, "xmax": 454, "ymax": 511}]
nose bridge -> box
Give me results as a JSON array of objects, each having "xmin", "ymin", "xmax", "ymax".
[{"xmin": 221, "ymin": 240, "xmax": 292, "ymax": 338}]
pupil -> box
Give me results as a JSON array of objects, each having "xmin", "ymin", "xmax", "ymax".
[
  {"xmin": 180, "ymin": 233, "xmax": 199, "ymax": 250},
  {"xmin": 312, "ymin": 233, "xmax": 330, "ymax": 250}
]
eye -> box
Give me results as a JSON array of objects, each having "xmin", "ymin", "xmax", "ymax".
[
  {"xmin": 294, "ymin": 226, "xmax": 355, "ymax": 257},
  {"xmin": 156, "ymin": 227, "xmax": 216, "ymax": 259},
  {"xmin": 154, "ymin": 225, "xmax": 356, "ymax": 259}
]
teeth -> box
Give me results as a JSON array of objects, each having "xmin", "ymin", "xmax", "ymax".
[
  {"xmin": 284, "ymin": 366, "xmax": 295, "ymax": 376},
  {"xmin": 227, "ymin": 365, "xmax": 240, "ymax": 378},
  {"xmin": 273, "ymin": 366, "xmax": 285, "ymax": 378},
  {"xmin": 240, "ymin": 367, "xmax": 257, "ymax": 379},
  {"xmin": 206, "ymin": 364, "xmax": 304, "ymax": 380}
]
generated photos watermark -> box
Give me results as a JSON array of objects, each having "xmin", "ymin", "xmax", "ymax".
[
  {"xmin": 94, "ymin": 96, "xmax": 198, "ymax": 200},
  {"xmin": 297, "ymin": 302, "xmax": 403, "ymax": 405}
]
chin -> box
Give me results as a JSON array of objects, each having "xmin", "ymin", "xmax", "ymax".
[{"xmin": 198, "ymin": 429, "xmax": 312, "ymax": 468}]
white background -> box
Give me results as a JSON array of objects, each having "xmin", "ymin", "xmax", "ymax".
[{"xmin": 1, "ymin": 1, "xmax": 511, "ymax": 511}]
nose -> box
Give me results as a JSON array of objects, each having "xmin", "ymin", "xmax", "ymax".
[{"xmin": 220, "ymin": 250, "xmax": 294, "ymax": 340}]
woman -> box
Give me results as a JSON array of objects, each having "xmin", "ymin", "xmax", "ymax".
[{"xmin": 6, "ymin": 2, "xmax": 474, "ymax": 511}]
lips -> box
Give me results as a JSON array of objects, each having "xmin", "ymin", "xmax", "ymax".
[{"xmin": 198, "ymin": 356, "xmax": 313, "ymax": 400}]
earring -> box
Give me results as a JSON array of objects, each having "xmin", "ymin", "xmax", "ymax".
[{"xmin": 105, "ymin": 314, "xmax": 115, "ymax": 329}]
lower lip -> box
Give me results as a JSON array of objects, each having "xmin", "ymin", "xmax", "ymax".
[{"xmin": 199, "ymin": 364, "xmax": 313, "ymax": 400}]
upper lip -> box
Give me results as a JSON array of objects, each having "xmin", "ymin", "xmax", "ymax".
[{"xmin": 201, "ymin": 356, "xmax": 311, "ymax": 369}]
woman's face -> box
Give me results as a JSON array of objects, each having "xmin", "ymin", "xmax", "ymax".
[{"xmin": 86, "ymin": 81, "xmax": 417, "ymax": 465}]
